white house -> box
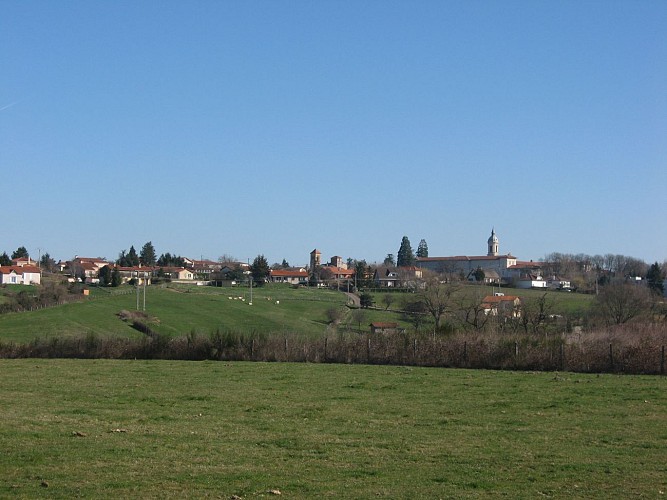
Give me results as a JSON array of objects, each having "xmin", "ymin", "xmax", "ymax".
[
  {"xmin": 516, "ymin": 275, "xmax": 548, "ymax": 289},
  {"xmin": 0, "ymin": 265, "xmax": 42, "ymax": 285}
]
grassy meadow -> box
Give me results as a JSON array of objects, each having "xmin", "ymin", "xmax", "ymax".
[
  {"xmin": 0, "ymin": 282, "xmax": 594, "ymax": 345},
  {"xmin": 367, "ymin": 284, "xmax": 595, "ymax": 318},
  {"xmin": 1, "ymin": 359, "xmax": 665, "ymax": 498},
  {"xmin": 0, "ymin": 284, "xmax": 365, "ymax": 343}
]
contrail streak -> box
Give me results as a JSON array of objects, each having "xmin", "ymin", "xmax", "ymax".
[{"xmin": 0, "ymin": 101, "xmax": 18, "ymax": 112}]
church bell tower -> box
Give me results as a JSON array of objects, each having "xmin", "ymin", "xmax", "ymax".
[{"xmin": 487, "ymin": 229, "xmax": 499, "ymax": 256}]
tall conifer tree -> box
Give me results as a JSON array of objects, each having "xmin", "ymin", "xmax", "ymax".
[{"xmin": 397, "ymin": 236, "xmax": 415, "ymax": 267}]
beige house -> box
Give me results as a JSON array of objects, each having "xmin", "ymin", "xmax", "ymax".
[
  {"xmin": 481, "ymin": 295, "xmax": 522, "ymax": 318},
  {"xmin": 117, "ymin": 266, "xmax": 155, "ymax": 285},
  {"xmin": 155, "ymin": 267, "xmax": 194, "ymax": 281},
  {"xmin": 269, "ymin": 269, "xmax": 309, "ymax": 284}
]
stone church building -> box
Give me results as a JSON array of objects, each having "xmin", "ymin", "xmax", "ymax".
[{"xmin": 416, "ymin": 229, "xmax": 518, "ymax": 282}]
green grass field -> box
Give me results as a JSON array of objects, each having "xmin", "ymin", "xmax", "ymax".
[
  {"xmin": 368, "ymin": 284, "xmax": 594, "ymax": 318},
  {"xmin": 0, "ymin": 281, "xmax": 597, "ymax": 344},
  {"xmin": 1, "ymin": 360, "xmax": 665, "ymax": 498},
  {"xmin": 0, "ymin": 284, "xmax": 411, "ymax": 343}
]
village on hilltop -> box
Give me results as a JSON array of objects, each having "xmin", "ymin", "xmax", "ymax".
[{"xmin": 1, "ymin": 230, "xmax": 664, "ymax": 300}]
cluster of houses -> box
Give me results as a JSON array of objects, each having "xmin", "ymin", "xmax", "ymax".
[{"xmin": 0, "ymin": 230, "xmax": 572, "ymax": 291}]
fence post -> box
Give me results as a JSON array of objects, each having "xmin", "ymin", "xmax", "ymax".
[
  {"xmin": 367, "ymin": 337, "xmax": 371, "ymax": 362},
  {"xmin": 413, "ymin": 338, "xmax": 417, "ymax": 360},
  {"xmin": 463, "ymin": 341, "xmax": 467, "ymax": 365},
  {"xmin": 284, "ymin": 337, "xmax": 288, "ymax": 359},
  {"xmin": 609, "ymin": 343, "xmax": 614, "ymax": 372},
  {"xmin": 250, "ymin": 338, "xmax": 255, "ymax": 360},
  {"xmin": 560, "ymin": 342, "xmax": 565, "ymax": 372}
]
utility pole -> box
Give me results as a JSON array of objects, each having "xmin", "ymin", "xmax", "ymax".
[{"xmin": 247, "ymin": 257, "xmax": 253, "ymax": 305}]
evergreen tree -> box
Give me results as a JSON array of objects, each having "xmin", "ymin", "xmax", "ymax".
[
  {"xmin": 111, "ymin": 267, "xmax": 122, "ymax": 287},
  {"xmin": 250, "ymin": 254, "xmax": 270, "ymax": 286},
  {"xmin": 99, "ymin": 265, "xmax": 112, "ymax": 286},
  {"xmin": 157, "ymin": 253, "xmax": 171, "ymax": 267},
  {"xmin": 646, "ymin": 262, "xmax": 665, "ymax": 295},
  {"xmin": 472, "ymin": 267, "xmax": 485, "ymax": 282},
  {"xmin": 11, "ymin": 246, "xmax": 28, "ymax": 260},
  {"xmin": 140, "ymin": 241, "xmax": 157, "ymax": 266},
  {"xmin": 0, "ymin": 252, "xmax": 12, "ymax": 266},
  {"xmin": 384, "ymin": 254, "xmax": 396, "ymax": 266},
  {"xmin": 117, "ymin": 246, "xmax": 140, "ymax": 267},
  {"xmin": 359, "ymin": 292, "xmax": 374, "ymax": 309},
  {"xmin": 127, "ymin": 246, "xmax": 140, "ymax": 266},
  {"xmin": 281, "ymin": 259, "xmax": 290, "ymax": 269},
  {"xmin": 416, "ymin": 239, "xmax": 429, "ymax": 258},
  {"xmin": 39, "ymin": 253, "xmax": 57, "ymax": 272},
  {"xmin": 157, "ymin": 253, "xmax": 185, "ymax": 267},
  {"xmin": 353, "ymin": 260, "xmax": 372, "ymax": 288},
  {"xmin": 397, "ymin": 236, "xmax": 415, "ymax": 267}
]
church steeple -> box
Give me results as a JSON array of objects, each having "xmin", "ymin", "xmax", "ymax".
[{"xmin": 487, "ymin": 228, "xmax": 499, "ymax": 256}]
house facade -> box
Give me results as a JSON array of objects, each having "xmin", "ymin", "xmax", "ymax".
[
  {"xmin": 373, "ymin": 266, "xmax": 424, "ymax": 288},
  {"xmin": 269, "ymin": 269, "xmax": 309, "ymax": 284},
  {"xmin": 65, "ymin": 257, "xmax": 113, "ymax": 283},
  {"xmin": 516, "ymin": 276, "xmax": 548, "ymax": 289},
  {"xmin": 481, "ymin": 295, "xmax": 522, "ymax": 317},
  {"xmin": 156, "ymin": 267, "xmax": 194, "ymax": 281},
  {"xmin": 0, "ymin": 265, "xmax": 42, "ymax": 285},
  {"xmin": 117, "ymin": 266, "xmax": 155, "ymax": 285},
  {"xmin": 370, "ymin": 322, "xmax": 405, "ymax": 334}
]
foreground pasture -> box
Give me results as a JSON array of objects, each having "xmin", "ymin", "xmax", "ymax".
[{"xmin": 1, "ymin": 360, "xmax": 665, "ymax": 498}]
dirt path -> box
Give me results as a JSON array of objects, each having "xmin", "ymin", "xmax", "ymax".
[{"xmin": 344, "ymin": 292, "xmax": 360, "ymax": 307}]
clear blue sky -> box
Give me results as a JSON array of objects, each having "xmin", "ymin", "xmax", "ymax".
[{"xmin": 2, "ymin": 1, "xmax": 666, "ymax": 266}]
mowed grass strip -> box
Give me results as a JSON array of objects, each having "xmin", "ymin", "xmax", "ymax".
[{"xmin": 1, "ymin": 360, "xmax": 666, "ymax": 498}]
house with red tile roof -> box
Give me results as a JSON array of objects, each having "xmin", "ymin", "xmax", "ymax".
[
  {"xmin": 0, "ymin": 265, "xmax": 42, "ymax": 285},
  {"xmin": 320, "ymin": 266, "xmax": 355, "ymax": 280},
  {"xmin": 481, "ymin": 295, "xmax": 522, "ymax": 318},
  {"xmin": 12, "ymin": 257, "xmax": 37, "ymax": 267}
]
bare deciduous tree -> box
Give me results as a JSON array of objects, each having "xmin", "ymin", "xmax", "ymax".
[
  {"xmin": 418, "ymin": 278, "xmax": 461, "ymax": 334},
  {"xmin": 594, "ymin": 283, "xmax": 652, "ymax": 325},
  {"xmin": 350, "ymin": 309, "xmax": 367, "ymax": 333},
  {"xmin": 455, "ymin": 294, "xmax": 490, "ymax": 331},
  {"xmin": 326, "ymin": 306, "xmax": 346, "ymax": 325},
  {"xmin": 517, "ymin": 293, "xmax": 554, "ymax": 334}
]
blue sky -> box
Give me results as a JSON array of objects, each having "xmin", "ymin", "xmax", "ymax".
[{"xmin": 2, "ymin": 1, "xmax": 666, "ymax": 266}]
